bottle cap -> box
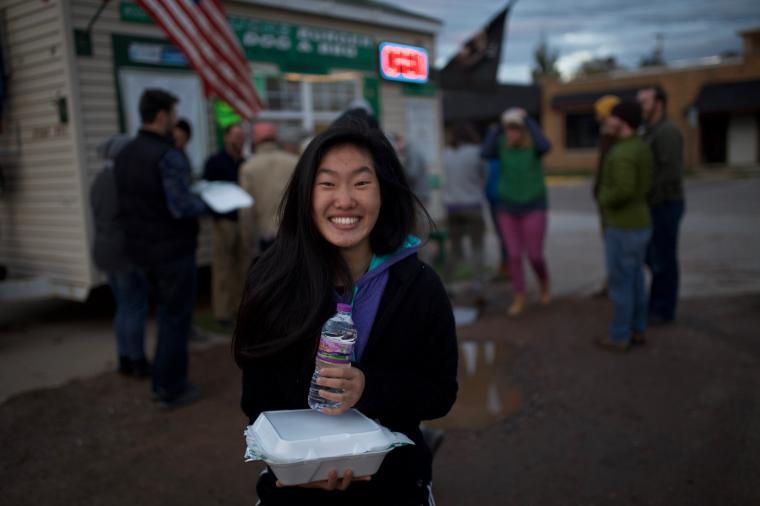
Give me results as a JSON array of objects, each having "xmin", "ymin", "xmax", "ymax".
[{"xmin": 336, "ymin": 303, "xmax": 352, "ymax": 313}]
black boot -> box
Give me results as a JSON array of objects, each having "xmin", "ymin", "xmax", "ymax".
[
  {"xmin": 131, "ymin": 358, "xmax": 152, "ymax": 379},
  {"xmin": 118, "ymin": 356, "xmax": 133, "ymax": 376}
]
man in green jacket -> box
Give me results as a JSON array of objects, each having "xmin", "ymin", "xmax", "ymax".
[
  {"xmin": 638, "ymin": 86, "xmax": 685, "ymax": 325},
  {"xmin": 596, "ymin": 102, "xmax": 653, "ymax": 352}
]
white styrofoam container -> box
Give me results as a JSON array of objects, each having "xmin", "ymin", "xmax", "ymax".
[
  {"xmin": 244, "ymin": 409, "xmax": 413, "ymax": 486},
  {"xmin": 266, "ymin": 448, "xmax": 394, "ymax": 486}
]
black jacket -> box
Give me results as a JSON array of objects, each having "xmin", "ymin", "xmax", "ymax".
[
  {"xmin": 203, "ymin": 149, "xmax": 242, "ymax": 221},
  {"xmin": 114, "ymin": 130, "xmax": 198, "ymax": 266},
  {"xmin": 241, "ymin": 255, "xmax": 458, "ymax": 506}
]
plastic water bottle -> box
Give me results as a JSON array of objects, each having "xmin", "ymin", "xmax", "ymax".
[{"xmin": 308, "ymin": 303, "xmax": 357, "ymax": 411}]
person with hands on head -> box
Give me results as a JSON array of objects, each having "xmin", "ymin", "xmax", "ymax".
[
  {"xmin": 481, "ymin": 107, "xmax": 552, "ymax": 317},
  {"xmin": 233, "ymin": 117, "xmax": 458, "ymax": 506}
]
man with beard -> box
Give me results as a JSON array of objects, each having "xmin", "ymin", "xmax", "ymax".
[{"xmin": 637, "ymin": 86, "xmax": 685, "ymax": 325}]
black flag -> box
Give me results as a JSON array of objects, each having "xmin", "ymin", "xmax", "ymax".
[{"xmin": 439, "ymin": 1, "xmax": 514, "ymax": 91}]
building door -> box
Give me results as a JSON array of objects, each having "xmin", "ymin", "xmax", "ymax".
[
  {"xmin": 727, "ymin": 114, "xmax": 758, "ymax": 165},
  {"xmin": 700, "ymin": 113, "xmax": 729, "ymax": 165}
]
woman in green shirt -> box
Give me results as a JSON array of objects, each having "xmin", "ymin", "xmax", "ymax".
[{"xmin": 482, "ymin": 108, "xmax": 552, "ymax": 317}]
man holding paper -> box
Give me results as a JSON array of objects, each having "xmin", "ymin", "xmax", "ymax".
[{"xmin": 203, "ymin": 123, "xmax": 249, "ymax": 329}]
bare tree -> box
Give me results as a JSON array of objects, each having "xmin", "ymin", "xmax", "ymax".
[
  {"xmin": 574, "ymin": 56, "xmax": 623, "ymax": 78},
  {"xmin": 531, "ymin": 36, "xmax": 560, "ymax": 82},
  {"xmin": 640, "ymin": 33, "xmax": 666, "ymax": 68}
]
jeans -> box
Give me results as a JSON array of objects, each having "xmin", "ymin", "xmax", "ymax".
[
  {"xmin": 497, "ymin": 210, "xmax": 549, "ymax": 295},
  {"xmin": 108, "ymin": 270, "xmax": 149, "ymax": 361},
  {"xmin": 647, "ymin": 199, "xmax": 685, "ymax": 321},
  {"xmin": 149, "ymin": 254, "xmax": 197, "ymax": 400},
  {"xmin": 446, "ymin": 207, "xmax": 486, "ymax": 288},
  {"xmin": 605, "ymin": 227, "xmax": 652, "ymax": 342}
]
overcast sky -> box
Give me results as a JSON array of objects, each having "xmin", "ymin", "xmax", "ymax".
[{"xmin": 381, "ymin": 0, "xmax": 760, "ymax": 83}]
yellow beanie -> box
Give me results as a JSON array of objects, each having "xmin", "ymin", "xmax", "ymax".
[{"xmin": 594, "ymin": 95, "xmax": 621, "ymax": 120}]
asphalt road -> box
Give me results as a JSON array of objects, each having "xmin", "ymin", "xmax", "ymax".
[{"xmin": 1, "ymin": 176, "xmax": 759, "ymax": 505}]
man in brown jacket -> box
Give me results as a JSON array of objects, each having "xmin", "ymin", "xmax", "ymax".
[{"xmin": 239, "ymin": 123, "xmax": 299, "ymax": 255}]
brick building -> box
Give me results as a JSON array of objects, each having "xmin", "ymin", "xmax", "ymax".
[{"xmin": 540, "ymin": 28, "xmax": 760, "ymax": 172}]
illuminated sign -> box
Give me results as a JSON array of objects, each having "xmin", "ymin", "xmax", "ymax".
[{"xmin": 379, "ymin": 42, "xmax": 429, "ymax": 83}]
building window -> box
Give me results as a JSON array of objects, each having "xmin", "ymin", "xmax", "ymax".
[
  {"xmin": 256, "ymin": 73, "xmax": 361, "ymax": 131},
  {"xmin": 264, "ymin": 77, "xmax": 302, "ymax": 111},
  {"xmin": 565, "ymin": 112, "xmax": 599, "ymax": 149},
  {"xmin": 311, "ymin": 80, "xmax": 357, "ymax": 113}
]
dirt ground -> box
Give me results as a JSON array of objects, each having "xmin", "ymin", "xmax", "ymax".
[{"xmin": 1, "ymin": 290, "xmax": 759, "ymax": 506}]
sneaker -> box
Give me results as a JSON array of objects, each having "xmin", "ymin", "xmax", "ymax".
[
  {"xmin": 131, "ymin": 358, "xmax": 152, "ymax": 379},
  {"xmin": 159, "ymin": 383, "xmax": 201, "ymax": 411},
  {"xmin": 539, "ymin": 283, "xmax": 551, "ymax": 305},
  {"xmin": 118, "ymin": 356, "xmax": 133, "ymax": 376},
  {"xmin": 594, "ymin": 336, "xmax": 630, "ymax": 353},
  {"xmin": 508, "ymin": 294, "xmax": 526, "ymax": 318},
  {"xmin": 631, "ymin": 331, "xmax": 646, "ymax": 346},
  {"xmin": 648, "ymin": 315, "xmax": 674, "ymax": 327}
]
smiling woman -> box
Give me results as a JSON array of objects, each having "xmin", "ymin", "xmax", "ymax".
[
  {"xmin": 233, "ymin": 119, "xmax": 458, "ymax": 505},
  {"xmin": 311, "ymin": 145, "xmax": 381, "ymax": 271}
]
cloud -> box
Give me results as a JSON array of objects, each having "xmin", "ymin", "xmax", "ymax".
[
  {"xmin": 498, "ymin": 63, "xmax": 532, "ymax": 83},
  {"xmin": 381, "ymin": 0, "xmax": 760, "ymax": 83},
  {"xmin": 559, "ymin": 32, "xmax": 607, "ymax": 46},
  {"xmin": 556, "ymin": 50, "xmax": 596, "ymax": 77}
]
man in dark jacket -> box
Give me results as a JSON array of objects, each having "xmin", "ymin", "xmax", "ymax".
[
  {"xmin": 114, "ymin": 89, "xmax": 208, "ymax": 409},
  {"xmin": 637, "ymin": 86, "xmax": 685, "ymax": 325}
]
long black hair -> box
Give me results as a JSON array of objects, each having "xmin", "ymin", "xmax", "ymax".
[{"xmin": 233, "ymin": 119, "xmax": 426, "ymax": 366}]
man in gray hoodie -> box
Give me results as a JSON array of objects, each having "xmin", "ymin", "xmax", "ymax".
[
  {"xmin": 91, "ymin": 134, "xmax": 150, "ymax": 378},
  {"xmin": 443, "ymin": 123, "xmax": 487, "ymax": 293}
]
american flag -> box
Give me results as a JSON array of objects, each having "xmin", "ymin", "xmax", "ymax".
[{"xmin": 136, "ymin": 0, "xmax": 263, "ymax": 119}]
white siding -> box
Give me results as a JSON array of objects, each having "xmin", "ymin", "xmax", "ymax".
[
  {"xmin": 71, "ymin": 0, "xmax": 157, "ymax": 184},
  {"xmin": 0, "ymin": 0, "xmax": 90, "ymax": 293},
  {"xmin": 379, "ymin": 82, "xmax": 406, "ymax": 136},
  {"xmin": 70, "ymin": 0, "xmax": 215, "ymax": 268}
]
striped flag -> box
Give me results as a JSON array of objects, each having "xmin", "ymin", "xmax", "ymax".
[{"xmin": 136, "ymin": 0, "xmax": 263, "ymax": 119}]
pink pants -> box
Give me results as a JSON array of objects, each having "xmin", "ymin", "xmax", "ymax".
[{"xmin": 497, "ymin": 210, "xmax": 549, "ymax": 294}]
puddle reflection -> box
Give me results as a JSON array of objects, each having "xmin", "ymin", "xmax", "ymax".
[{"xmin": 430, "ymin": 339, "xmax": 522, "ymax": 430}]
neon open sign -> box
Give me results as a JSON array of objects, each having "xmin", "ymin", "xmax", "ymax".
[{"xmin": 379, "ymin": 42, "xmax": 429, "ymax": 83}]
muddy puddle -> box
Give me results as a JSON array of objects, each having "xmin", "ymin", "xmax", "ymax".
[{"xmin": 430, "ymin": 339, "xmax": 522, "ymax": 430}]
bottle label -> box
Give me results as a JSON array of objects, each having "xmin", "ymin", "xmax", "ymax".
[{"xmin": 316, "ymin": 334, "xmax": 353, "ymax": 367}]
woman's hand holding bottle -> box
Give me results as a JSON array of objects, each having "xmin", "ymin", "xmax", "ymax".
[{"xmin": 316, "ymin": 366, "xmax": 365, "ymax": 415}]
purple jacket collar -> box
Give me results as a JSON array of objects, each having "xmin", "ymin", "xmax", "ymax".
[{"xmin": 342, "ymin": 236, "xmax": 421, "ymax": 360}]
